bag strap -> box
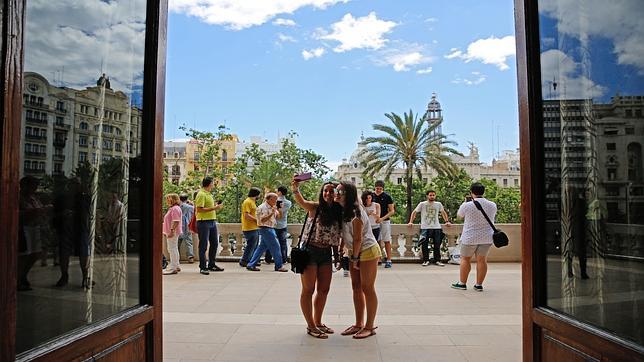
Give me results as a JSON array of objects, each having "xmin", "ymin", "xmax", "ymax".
[
  {"xmin": 473, "ymin": 199, "xmax": 498, "ymax": 232},
  {"xmin": 299, "ymin": 208, "xmax": 319, "ymax": 248}
]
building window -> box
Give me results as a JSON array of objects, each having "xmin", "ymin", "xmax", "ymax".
[
  {"xmin": 607, "ymin": 143, "xmax": 616, "ymax": 151},
  {"xmin": 636, "ymin": 109, "xmax": 642, "ymax": 118},
  {"xmin": 115, "ymin": 142, "xmax": 121, "ymax": 152},
  {"xmin": 608, "ymin": 168, "xmax": 617, "ymax": 181},
  {"xmin": 514, "ymin": 179, "xmax": 519, "ymax": 186},
  {"xmin": 503, "ymin": 179, "xmax": 508, "ymax": 186},
  {"xmin": 625, "ymin": 109, "xmax": 633, "ymax": 117},
  {"xmin": 351, "ymin": 177, "xmax": 356, "ymax": 183},
  {"xmin": 171, "ymin": 165, "xmax": 180, "ymax": 176},
  {"xmin": 163, "ymin": 152, "xmax": 167, "ymax": 158},
  {"xmin": 626, "ymin": 127, "xmax": 635, "ymax": 135},
  {"xmin": 627, "ymin": 142, "xmax": 642, "ymax": 182},
  {"xmin": 79, "ymin": 152, "xmax": 87, "ymax": 162},
  {"xmin": 222, "ymin": 150, "xmax": 228, "ymax": 161},
  {"xmin": 194, "ymin": 152, "xmax": 200, "ymax": 161},
  {"xmin": 397, "ymin": 178, "xmax": 402, "ymax": 184},
  {"xmin": 79, "ymin": 136, "xmax": 88, "ymax": 147},
  {"xmin": 174, "ymin": 152, "xmax": 179, "ymax": 158},
  {"xmin": 79, "ymin": 122, "xmax": 88, "ymax": 130}
]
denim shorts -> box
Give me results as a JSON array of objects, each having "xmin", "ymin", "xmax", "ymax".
[{"xmin": 305, "ymin": 244, "xmax": 332, "ymax": 266}]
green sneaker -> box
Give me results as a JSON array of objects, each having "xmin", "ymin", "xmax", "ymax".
[{"xmin": 451, "ymin": 282, "xmax": 466, "ymax": 290}]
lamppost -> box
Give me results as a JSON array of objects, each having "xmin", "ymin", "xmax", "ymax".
[{"xmin": 233, "ymin": 176, "xmax": 240, "ymax": 222}]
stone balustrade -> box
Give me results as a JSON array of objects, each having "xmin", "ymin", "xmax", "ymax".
[{"xmin": 166, "ymin": 223, "xmax": 522, "ymax": 263}]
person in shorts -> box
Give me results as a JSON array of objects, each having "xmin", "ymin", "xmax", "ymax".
[
  {"xmin": 451, "ymin": 182, "xmax": 497, "ymax": 292},
  {"xmin": 372, "ymin": 180, "xmax": 395, "ymax": 268}
]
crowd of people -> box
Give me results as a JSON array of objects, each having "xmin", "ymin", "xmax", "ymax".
[{"xmin": 162, "ymin": 177, "xmax": 499, "ymax": 338}]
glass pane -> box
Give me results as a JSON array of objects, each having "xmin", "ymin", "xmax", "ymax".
[
  {"xmin": 539, "ymin": 0, "xmax": 644, "ymax": 346},
  {"xmin": 17, "ymin": 0, "xmax": 146, "ymax": 353}
]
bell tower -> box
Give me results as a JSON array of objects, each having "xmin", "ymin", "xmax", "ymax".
[{"xmin": 424, "ymin": 92, "xmax": 443, "ymax": 135}]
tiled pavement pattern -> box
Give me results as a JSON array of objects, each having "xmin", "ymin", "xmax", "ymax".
[{"xmin": 163, "ymin": 263, "xmax": 522, "ymax": 362}]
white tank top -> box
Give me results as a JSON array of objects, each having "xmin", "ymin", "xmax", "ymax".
[
  {"xmin": 363, "ymin": 203, "xmax": 380, "ymax": 229},
  {"xmin": 342, "ymin": 206, "xmax": 378, "ymax": 252}
]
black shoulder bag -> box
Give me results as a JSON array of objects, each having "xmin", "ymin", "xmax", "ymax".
[
  {"xmin": 473, "ymin": 200, "xmax": 509, "ymax": 248},
  {"xmin": 290, "ymin": 208, "xmax": 319, "ymax": 274}
]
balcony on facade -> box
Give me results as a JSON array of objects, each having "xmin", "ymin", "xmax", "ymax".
[
  {"xmin": 25, "ymin": 134, "xmax": 47, "ymax": 142},
  {"xmin": 25, "ymin": 101, "xmax": 49, "ymax": 110},
  {"xmin": 25, "ymin": 116, "xmax": 47, "ymax": 125},
  {"xmin": 24, "ymin": 151, "xmax": 47, "ymax": 159},
  {"xmin": 54, "ymin": 122, "xmax": 71, "ymax": 131},
  {"xmin": 53, "ymin": 154, "xmax": 65, "ymax": 162},
  {"xmin": 24, "ymin": 167, "xmax": 46, "ymax": 175},
  {"xmin": 53, "ymin": 138, "xmax": 66, "ymax": 147}
]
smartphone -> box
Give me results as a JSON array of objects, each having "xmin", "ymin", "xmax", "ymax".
[
  {"xmin": 217, "ymin": 200, "xmax": 223, "ymax": 205},
  {"xmin": 276, "ymin": 200, "xmax": 283, "ymax": 208},
  {"xmin": 293, "ymin": 172, "xmax": 312, "ymax": 182},
  {"xmin": 465, "ymin": 196, "xmax": 473, "ymax": 202}
]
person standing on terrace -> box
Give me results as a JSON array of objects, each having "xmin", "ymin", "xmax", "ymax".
[
  {"xmin": 408, "ymin": 190, "xmax": 451, "ymax": 267},
  {"xmin": 336, "ymin": 182, "xmax": 381, "ymax": 339},
  {"xmin": 372, "ymin": 180, "xmax": 395, "ymax": 268},
  {"xmin": 195, "ymin": 177, "xmax": 224, "ymax": 275},
  {"xmin": 245, "ymin": 193, "xmax": 289, "ymax": 272},
  {"xmin": 239, "ymin": 187, "xmax": 261, "ymax": 267},
  {"xmin": 291, "ymin": 179, "xmax": 342, "ymax": 339}
]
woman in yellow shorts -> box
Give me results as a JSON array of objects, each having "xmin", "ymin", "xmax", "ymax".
[{"xmin": 335, "ymin": 181, "xmax": 381, "ymax": 339}]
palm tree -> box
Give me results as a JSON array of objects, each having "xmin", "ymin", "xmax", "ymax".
[{"xmin": 360, "ymin": 110, "xmax": 462, "ymax": 220}]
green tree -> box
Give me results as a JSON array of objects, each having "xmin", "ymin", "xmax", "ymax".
[
  {"xmin": 428, "ymin": 169, "xmax": 474, "ymax": 222},
  {"xmin": 478, "ymin": 179, "xmax": 521, "ymax": 223},
  {"xmin": 360, "ymin": 110, "xmax": 462, "ymax": 220}
]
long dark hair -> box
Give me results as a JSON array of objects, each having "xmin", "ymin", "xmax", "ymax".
[
  {"xmin": 316, "ymin": 181, "xmax": 342, "ymax": 227},
  {"xmin": 340, "ymin": 182, "xmax": 361, "ymax": 222}
]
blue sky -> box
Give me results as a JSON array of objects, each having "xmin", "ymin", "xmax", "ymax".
[{"xmin": 165, "ymin": 0, "xmax": 519, "ymax": 169}]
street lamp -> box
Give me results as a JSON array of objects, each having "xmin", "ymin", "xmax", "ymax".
[{"xmin": 233, "ymin": 176, "xmax": 240, "ymax": 222}]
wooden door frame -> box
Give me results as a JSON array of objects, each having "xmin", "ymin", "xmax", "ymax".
[
  {"xmin": 0, "ymin": 0, "xmax": 167, "ymax": 360},
  {"xmin": 515, "ymin": 0, "xmax": 644, "ymax": 360}
]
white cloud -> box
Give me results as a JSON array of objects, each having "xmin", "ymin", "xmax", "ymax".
[
  {"xmin": 169, "ymin": 0, "xmax": 349, "ymax": 30},
  {"xmin": 374, "ymin": 42, "xmax": 433, "ymax": 72},
  {"xmin": 540, "ymin": 49, "xmax": 607, "ymax": 99},
  {"xmin": 452, "ymin": 72, "xmax": 487, "ymax": 85},
  {"xmin": 424, "ymin": 17, "xmax": 438, "ymax": 23},
  {"xmin": 445, "ymin": 35, "xmax": 516, "ymax": 70},
  {"xmin": 539, "ymin": 0, "xmax": 644, "ymax": 72},
  {"xmin": 273, "ymin": 18, "xmax": 297, "ymax": 27},
  {"xmin": 302, "ymin": 47, "xmax": 325, "ymax": 60},
  {"xmin": 277, "ymin": 33, "xmax": 297, "ymax": 43},
  {"xmin": 416, "ymin": 67, "xmax": 433, "ymax": 75},
  {"xmin": 317, "ymin": 12, "xmax": 397, "ymax": 52}
]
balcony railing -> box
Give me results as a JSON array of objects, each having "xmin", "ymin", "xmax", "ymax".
[
  {"xmin": 24, "ymin": 151, "xmax": 47, "ymax": 159},
  {"xmin": 166, "ymin": 223, "xmax": 523, "ymax": 263},
  {"xmin": 25, "ymin": 134, "xmax": 47, "ymax": 141},
  {"xmin": 53, "ymin": 154, "xmax": 65, "ymax": 161},
  {"xmin": 53, "ymin": 138, "xmax": 66, "ymax": 147},
  {"xmin": 24, "ymin": 168, "xmax": 46, "ymax": 175},
  {"xmin": 25, "ymin": 116, "xmax": 47, "ymax": 125},
  {"xmin": 25, "ymin": 101, "xmax": 49, "ymax": 110},
  {"xmin": 54, "ymin": 122, "xmax": 71, "ymax": 130}
]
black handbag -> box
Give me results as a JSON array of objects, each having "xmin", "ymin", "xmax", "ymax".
[
  {"xmin": 473, "ymin": 200, "xmax": 509, "ymax": 248},
  {"xmin": 290, "ymin": 209, "xmax": 319, "ymax": 274}
]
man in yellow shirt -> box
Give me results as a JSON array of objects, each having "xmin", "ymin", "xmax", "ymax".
[
  {"xmin": 239, "ymin": 187, "xmax": 261, "ymax": 267},
  {"xmin": 195, "ymin": 177, "xmax": 224, "ymax": 275}
]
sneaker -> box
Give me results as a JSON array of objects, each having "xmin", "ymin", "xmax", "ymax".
[
  {"xmin": 451, "ymin": 282, "xmax": 467, "ymax": 290},
  {"xmin": 199, "ymin": 269, "xmax": 210, "ymax": 275},
  {"xmin": 343, "ymin": 270, "xmax": 349, "ymax": 277},
  {"xmin": 207, "ymin": 265, "xmax": 224, "ymax": 272},
  {"xmin": 384, "ymin": 261, "xmax": 392, "ymax": 268},
  {"xmin": 473, "ymin": 284, "xmax": 483, "ymax": 292},
  {"xmin": 239, "ymin": 261, "xmax": 248, "ymax": 267},
  {"xmin": 163, "ymin": 269, "xmax": 178, "ymax": 275},
  {"xmin": 422, "ymin": 261, "xmax": 430, "ymax": 267},
  {"xmin": 247, "ymin": 266, "xmax": 261, "ymax": 271},
  {"xmin": 275, "ymin": 267, "xmax": 288, "ymax": 272},
  {"xmin": 434, "ymin": 261, "xmax": 445, "ymax": 267},
  {"xmin": 188, "ymin": 256, "xmax": 194, "ymax": 264}
]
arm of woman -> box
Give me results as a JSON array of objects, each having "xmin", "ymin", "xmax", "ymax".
[
  {"xmin": 351, "ymin": 217, "xmax": 363, "ymax": 270},
  {"xmin": 375, "ymin": 203, "xmax": 381, "ymax": 223},
  {"xmin": 291, "ymin": 179, "xmax": 318, "ymax": 213}
]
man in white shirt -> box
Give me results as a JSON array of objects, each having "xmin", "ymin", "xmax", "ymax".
[
  {"xmin": 246, "ymin": 193, "xmax": 288, "ymax": 272},
  {"xmin": 451, "ymin": 182, "xmax": 497, "ymax": 292},
  {"xmin": 408, "ymin": 190, "xmax": 451, "ymax": 266}
]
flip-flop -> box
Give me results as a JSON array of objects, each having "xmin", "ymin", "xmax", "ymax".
[
  {"xmin": 341, "ymin": 325, "xmax": 363, "ymax": 336},
  {"xmin": 353, "ymin": 326, "xmax": 378, "ymax": 339}
]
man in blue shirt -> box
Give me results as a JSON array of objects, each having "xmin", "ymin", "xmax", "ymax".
[{"xmin": 265, "ymin": 186, "xmax": 292, "ymax": 264}]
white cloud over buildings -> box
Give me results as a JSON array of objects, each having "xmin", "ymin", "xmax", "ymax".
[{"xmin": 445, "ymin": 35, "xmax": 516, "ymax": 70}]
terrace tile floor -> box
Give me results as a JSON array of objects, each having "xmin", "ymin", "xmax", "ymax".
[{"xmin": 163, "ymin": 262, "xmax": 522, "ymax": 362}]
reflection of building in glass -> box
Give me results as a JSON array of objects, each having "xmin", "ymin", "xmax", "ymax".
[
  {"xmin": 542, "ymin": 99, "xmax": 594, "ymax": 220},
  {"xmin": 543, "ymin": 96, "xmax": 644, "ymax": 225},
  {"xmin": 21, "ymin": 72, "xmax": 142, "ymax": 178},
  {"xmin": 595, "ymin": 95, "xmax": 644, "ymax": 224}
]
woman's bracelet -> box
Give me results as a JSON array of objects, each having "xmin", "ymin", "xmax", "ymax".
[{"xmin": 350, "ymin": 254, "xmax": 360, "ymax": 262}]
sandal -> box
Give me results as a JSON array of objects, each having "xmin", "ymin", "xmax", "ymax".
[
  {"xmin": 341, "ymin": 325, "xmax": 363, "ymax": 336},
  {"xmin": 306, "ymin": 327, "xmax": 328, "ymax": 339},
  {"xmin": 316, "ymin": 324, "xmax": 334, "ymax": 334},
  {"xmin": 353, "ymin": 326, "xmax": 378, "ymax": 339}
]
